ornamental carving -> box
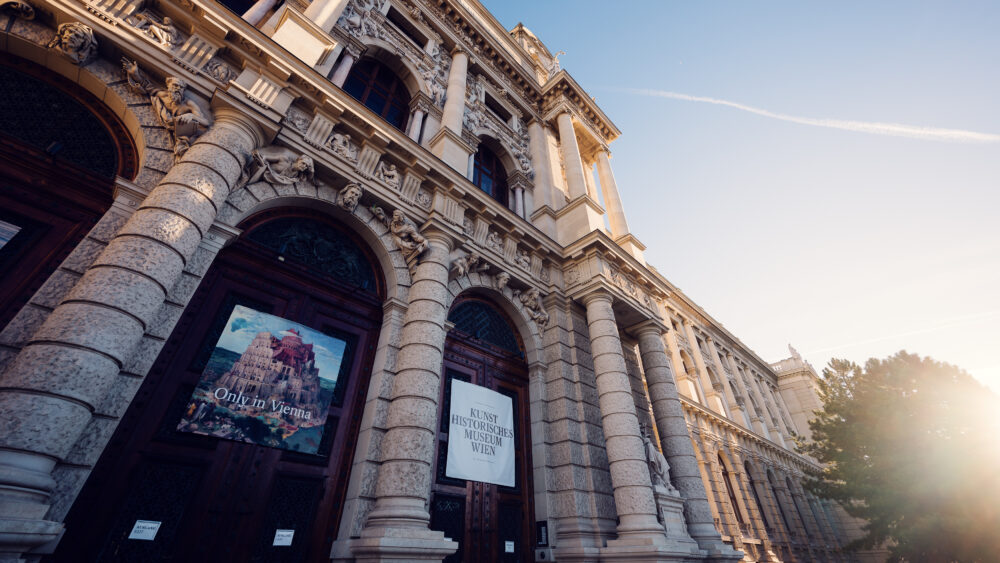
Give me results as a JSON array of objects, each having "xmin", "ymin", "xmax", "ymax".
[
  {"xmin": 204, "ymin": 58, "xmax": 237, "ymax": 83},
  {"xmin": 129, "ymin": 13, "xmax": 180, "ymax": 49},
  {"xmin": 1, "ymin": 0, "xmax": 35, "ymax": 19},
  {"xmin": 47, "ymin": 22, "xmax": 98, "ymax": 65},
  {"xmin": 336, "ymin": 183, "xmax": 363, "ymax": 213},
  {"xmin": 515, "ymin": 249, "xmax": 530, "ymax": 270},
  {"xmin": 451, "ymin": 250, "xmax": 488, "ymax": 278},
  {"xmin": 374, "ymin": 161, "xmax": 400, "ymax": 189},
  {"xmin": 123, "ymin": 59, "xmax": 212, "ymax": 160},
  {"xmin": 642, "ymin": 425, "xmax": 677, "ymax": 493},
  {"xmin": 372, "ymin": 206, "xmax": 427, "ymax": 258},
  {"xmin": 485, "ymin": 231, "xmax": 502, "ymax": 253},
  {"xmin": 494, "ymin": 271, "xmax": 510, "ymax": 291},
  {"xmin": 283, "ymin": 106, "xmax": 311, "ymax": 133},
  {"xmin": 513, "ymin": 287, "xmax": 549, "ymax": 327},
  {"xmin": 326, "ymin": 132, "xmax": 359, "ymax": 162},
  {"xmin": 244, "ymin": 146, "xmax": 319, "ymax": 190}
]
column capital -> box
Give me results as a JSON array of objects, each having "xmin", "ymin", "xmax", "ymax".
[
  {"xmin": 580, "ymin": 290, "xmax": 613, "ymax": 308},
  {"xmin": 629, "ymin": 319, "xmax": 667, "ymax": 339}
]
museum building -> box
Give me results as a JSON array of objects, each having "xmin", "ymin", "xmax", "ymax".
[{"xmin": 0, "ymin": 0, "xmax": 880, "ymax": 561}]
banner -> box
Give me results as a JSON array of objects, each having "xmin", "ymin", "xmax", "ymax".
[
  {"xmin": 446, "ymin": 379, "xmax": 516, "ymax": 487},
  {"xmin": 177, "ymin": 305, "xmax": 346, "ymax": 454}
]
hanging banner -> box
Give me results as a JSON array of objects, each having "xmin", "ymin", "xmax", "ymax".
[
  {"xmin": 177, "ymin": 305, "xmax": 346, "ymax": 454},
  {"xmin": 446, "ymin": 379, "xmax": 516, "ymax": 487}
]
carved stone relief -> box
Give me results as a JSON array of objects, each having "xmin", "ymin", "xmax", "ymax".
[
  {"xmin": 204, "ymin": 58, "xmax": 238, "ymax": 83},
  {"xmin": 122, "ymin": 59, "xmax": 212, "ymax": 160},
  {"xmin": 47, "ymin": 22, "xmax": 98, "ymax": 65},
  {"xmin": 372, "ymin": 206, "xmax": 427, "ymax": 258},
  {"xmin": 128, "ymin": 12, "xmax": 180, "ymax": 49},
  {"xmin": 326, "ymin": 132, "xmax": 360, "ymax": 162},
  {"xmin": 513, "ymin": 286, "xmax": 549, "ymax": 327},
  {"xmin": 336, "ymin": 182, "xmax": 363, "ymax": 213},
  {"xmin": 374, "ymin": 161, "xmax": 400, "ymax": 189},
  {"xmin": 243, "ymin": 146, "xmax": 319, "ymax": 190}
]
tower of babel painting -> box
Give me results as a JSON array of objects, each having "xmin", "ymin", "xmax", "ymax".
[
  {"xmin": 216, "ymin": 329, "xmax": 322, "ymax": 411},
  {"xmin": 0, "ymin": 0, "xmax": 885, "ymax": 561}
]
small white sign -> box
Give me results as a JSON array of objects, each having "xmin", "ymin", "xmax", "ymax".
[
  {"xmin": 128, "ymin": 520, "xmax": 161, "ymax": 541},
  {"xmin": 446, "ymin": 379, "xmax": 516, "ymax": 487},
  {"xmin": 273, "ymin": 529, "xmax": 295, "ymax": 546},
  {"xmin": 504, "ymin": 540, "xmax": 515, "ymax": 553}
]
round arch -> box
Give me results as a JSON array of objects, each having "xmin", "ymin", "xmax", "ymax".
[
  {"xmin": 352, "ymin": 39, "xmax": 429, "ymax": 99},
  {"xmin": 443, "ymin": 278, "xmax": 544, "ymax": 367}
]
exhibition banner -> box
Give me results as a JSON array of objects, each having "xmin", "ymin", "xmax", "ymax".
[
  {"xmin": 446, "ymin": 379, "xmax": 516, "ymax": 487},
  {"xmin": 177, "ymin": 305, "xmax": 346, "ymax": 454}
]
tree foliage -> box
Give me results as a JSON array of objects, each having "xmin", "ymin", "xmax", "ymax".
[{"xmin": 800, "ymin": 351, "xmax": 1000, "ymax": 562}]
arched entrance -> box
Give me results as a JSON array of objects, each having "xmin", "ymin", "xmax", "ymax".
[
  {"xmin": 429, "ymin": 297, "xmax": 535, "ymax": 563},
  {"xmin": 56, "ymin": 209, "xmax": 384, "ymax": 562}
]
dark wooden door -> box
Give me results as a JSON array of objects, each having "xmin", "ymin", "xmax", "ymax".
[
  {"xmin": 430, "ymin": 299, "xmax": 535, "ymax": 563},
  {"xmin": 55, "ymin": 212, "xmax": 383, "ymax": 562}
]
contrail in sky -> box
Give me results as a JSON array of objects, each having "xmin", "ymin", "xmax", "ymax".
[{"xmin": 620, "ymin": 88, "xmax": 1000, "ymax": 143}]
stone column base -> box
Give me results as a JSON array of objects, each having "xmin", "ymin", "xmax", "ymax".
[
  {"xmin": 654, "ymin": 487, "xmax": 701, "ymax": 554},
  {"xmin": 550, "ymin": 545, "xmax": 602, "ymax": 563},
  {"xmin": 349, "ymin": 528, "xmax": 457, "ymax": 563},
  {"xmin": 0, "ymin": 518, "xmax": 62, "ymax": 563}
]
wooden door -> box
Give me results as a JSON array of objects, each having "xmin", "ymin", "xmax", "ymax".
[
  {"xmin": 430, "ymin": 298, "xmax": 535, "ymax": 563},
  {"xmin": 55, "ymin": 211, "xmax": 383, "ymax": 562}
]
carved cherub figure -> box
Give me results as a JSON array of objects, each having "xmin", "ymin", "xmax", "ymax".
[{"xmin": 48, "ymin": 22, "xmax": 98, "ymax": 65}]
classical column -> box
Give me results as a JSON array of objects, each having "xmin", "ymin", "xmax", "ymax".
[
  {"xmin": 527, "ymin": 120, "xmax": 554, "ymax": 209},
  {"xmin": 595, "ymin": 149, "xmax": 629, "ymax": 238},
  {"xmin": 683, "ymin": 321, "xmax": 729, "ymax": 417},
  {"xmin": 353, "ymin": 231, "xmax": 457, "ymax": 560},
  {"xmin": 303, "ymin": 0, "xmax": 350, "ymax": 32},
  {"xmin": 556, "ymin": 111, "xmax": 587, "ymax": 199},
  {"xmin": 0, "ymin": 108, "xmax": 263, "ymax": 560},
  {"xmin": 330, "ymin": 50, "xmax": 356, "ymax": 87},
  {"xmin": 242, "ymin": 0, "xmax": 279, "ymax": 26},
  {"xmin": 407, "ymin": 107, "xmax": 426, "ymax": 142},
  {"xmin": 439, "ymin": 48, "xmax": 468, "ymax": 135},
  {"xmin": 513, "ymin": 185, "xmax": 525, "ymax": 217},
  {"xmin": 635, "ymin": 325, "xmax": 742, "ymax": 557},
  {"xmin": 581, "ymin": 294, "xmax": 665, "ymax": 546}
]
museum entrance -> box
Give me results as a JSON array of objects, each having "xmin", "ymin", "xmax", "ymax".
[
  {"xmin": 430, "ymin": 297, "xmax": 535, "ymax": 563},
  {"xmin": 55, "ymin": 209, "xmax": 384, "ymax": 562}
]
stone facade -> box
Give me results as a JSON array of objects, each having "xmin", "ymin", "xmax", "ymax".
[{"xmin": 0, "ymin": 0, "xmax": 876, "ymax": 561}]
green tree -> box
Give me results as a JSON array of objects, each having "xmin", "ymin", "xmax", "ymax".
[{"xmin": 800, "ymin": 351, "xmax": 1000, "ymax": 562}]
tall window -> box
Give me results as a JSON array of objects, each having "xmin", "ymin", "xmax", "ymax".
[
  {"xmin": 768, "ymin": 470, "xmax": 794, "ymax": 536},
  {"xmin": 745, "ymin": 461, "xmax": 771, "ymax": 531},
  {"xmin": 719, "ymin": 455, "xmax": 746, "ymax": 526},
  {"xmin": 343, "ymin": 59, "xmax": 410, "ymax": 131},
  {"xmin": 472, "ymin": 144, "xmax": 508, "ymax": 206}
]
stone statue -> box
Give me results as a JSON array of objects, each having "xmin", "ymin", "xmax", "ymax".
[
  {"xmin": 336, "ymin": 183, "xmax": 363, "ymax": 213},
  {"xmin": 514, "ymin": 286, "xmax": 549, "ymax": 327},
  {"xmin": 452, "ymin": 251, "xmax": 488, "ymax": 277},
  {"xmin": 123, "ymin": 59, "xmax": 212, "ymax": 160},
  {"xmin": 372, "ymin": 206, "xmax": 427, "ymax": 257},
  {"xmin": 515, "ymin": 249, "xmax": 531, "ymax": 270},
  {"xmin": 245, "ymin": 146, "xmax": 315, "ymax": 187},
  {"xmin": 485, "ymin": 231, "xmax": 502, "ymax": 252},
  {"xmin": 47, "ymin": 22, "xmax": 98, "ymax": 65},
  {"xmin": 131, "ymin": 13, "xmax": 180, "ymax": 48},
  {"xmin": 327, "ymin": 132, "xmax": 359, "ymax": 161},
  {"xmin": 642, "ymin": 425, "xmax": 677, "ymax": 493},
  {"xmin": 374, "ymin": 161, "xmax": 401, "ymax": 188},
  {"xmin": 494, "ymin": 271, "xmax": 510, "ymax": 291}
]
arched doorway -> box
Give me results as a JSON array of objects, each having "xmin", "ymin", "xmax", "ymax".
[
  {"xmin": 57, "ymin": 209, "xmax": 384, "ymax": 562},
  {"xmin": 429, "ymin": 297, "xmax": 535, "ymax": 563}
]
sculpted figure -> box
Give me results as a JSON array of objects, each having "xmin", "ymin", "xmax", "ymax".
[
  {"xmin": 642, "ymin": 426, "xmax": 677, "ymax": 493},
  {"xmin": 375, "ymin": 161, "xmax": 401, "ymax": 188},
  {"xmin": 123, "ymin": 59, "xmax": 212, "ymax": 159},
  {"xmin": 336, "ymin": 183, "xmax": 363, "ymax": 212},
  {"xmin": 514, "ymin": 286, "xmax": 549, "ymax": 327},
  {"xmin": 494, "ymin": 271, "xmax": 510, "ymax": 291},
  {"xmin": 48, "ymin": 22, "xmax": 98, "ymax": 65},
  {"xmin": 485, "ymin": 231, "xmax": 502, "ymax": 252},
  {"xmin": 245, "ymin": 146, "xmax": 315, "ymax": 187},
  {"xmin": 327, "ymin": 132, "xmax": 358, "ymax": 161},
  {"xmin": 372, "ymin": 206, "xmax": 427, "ymax": 257},
  {"xmin": 515, "ymin": 249, "xmax": 531, "ymax": 270},
  {"xmin": 453, "ymin": 251, "xmax": 487, "ymax": 277},
  {"xmin": 131, "ymin": 13, "xmax": 180, "ymax": 48}
]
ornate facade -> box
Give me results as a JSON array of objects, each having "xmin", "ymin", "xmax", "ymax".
[{"xmin": 0, "ymin": 0, "xmax": 880, "ymax": 561}]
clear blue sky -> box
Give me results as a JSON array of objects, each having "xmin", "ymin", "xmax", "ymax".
[{"xmin": 482, "ymin": 1, "xmax": 1000, "ymax": 392}]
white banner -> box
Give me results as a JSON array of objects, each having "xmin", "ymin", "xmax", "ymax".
[{"xmin": 445, "ymin": 379, "xmax": 516, "ymax": 487}]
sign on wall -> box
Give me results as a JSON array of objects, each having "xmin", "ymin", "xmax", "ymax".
[
  {"xmin": 177, "ymin": 305, "xmax": 346, "ymax": 455},
  {"xmin": 445, "ymin": 379, "xmax": 516, "ymax": 487}
]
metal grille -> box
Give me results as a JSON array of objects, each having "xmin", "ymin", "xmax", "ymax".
[
  {"xmin": 94, "ymin": 460, "xmax": 203, "ymax": 562},
  {"xmin": 0, "ymin": 65, "xmax": 117, "ymax": 177},
  {"xmin": 246, "ymin": 217, "xmax": 378, "ymax": 291},
  {"xmin": 447, "ymin": 300, "xmax": 522, "ymax": 357},
  {"xmin": 249, "ymin": 475, "xmax": 324, "ymax": 563},
  {"xmin": 429, "ymin": 494, "xmax": 466, "ymax": 563}
]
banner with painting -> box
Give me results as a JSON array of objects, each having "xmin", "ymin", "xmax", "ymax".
[
  {"xmin": 177, "ymin": 305, "xmax": 346, "ymax": 454},
  {"xmin": 445, "ymin": 379, "xmax": 516, "ymax": 487}
]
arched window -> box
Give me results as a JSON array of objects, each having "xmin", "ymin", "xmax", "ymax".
[
  {"xmin": 767, "ymin": 470, "xmax": 794, "ymax": 536},
  {"xmin": 786, "ymin": 476, "xmax": 811, "ymax": 535},
  {"xmin": 342, "ymin": 59, "xmax": 410, "ymax": 131},
  {"xmin": 745, "ymin": 461, "xmax": 771, "ymax": 531},
  {"xmin": 472, "ymin": 144, "xmax": 508, "ymax": 206},
  {"xmin": 719, "ymin": 455, "xmax": 746, "ymax": 526}
]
